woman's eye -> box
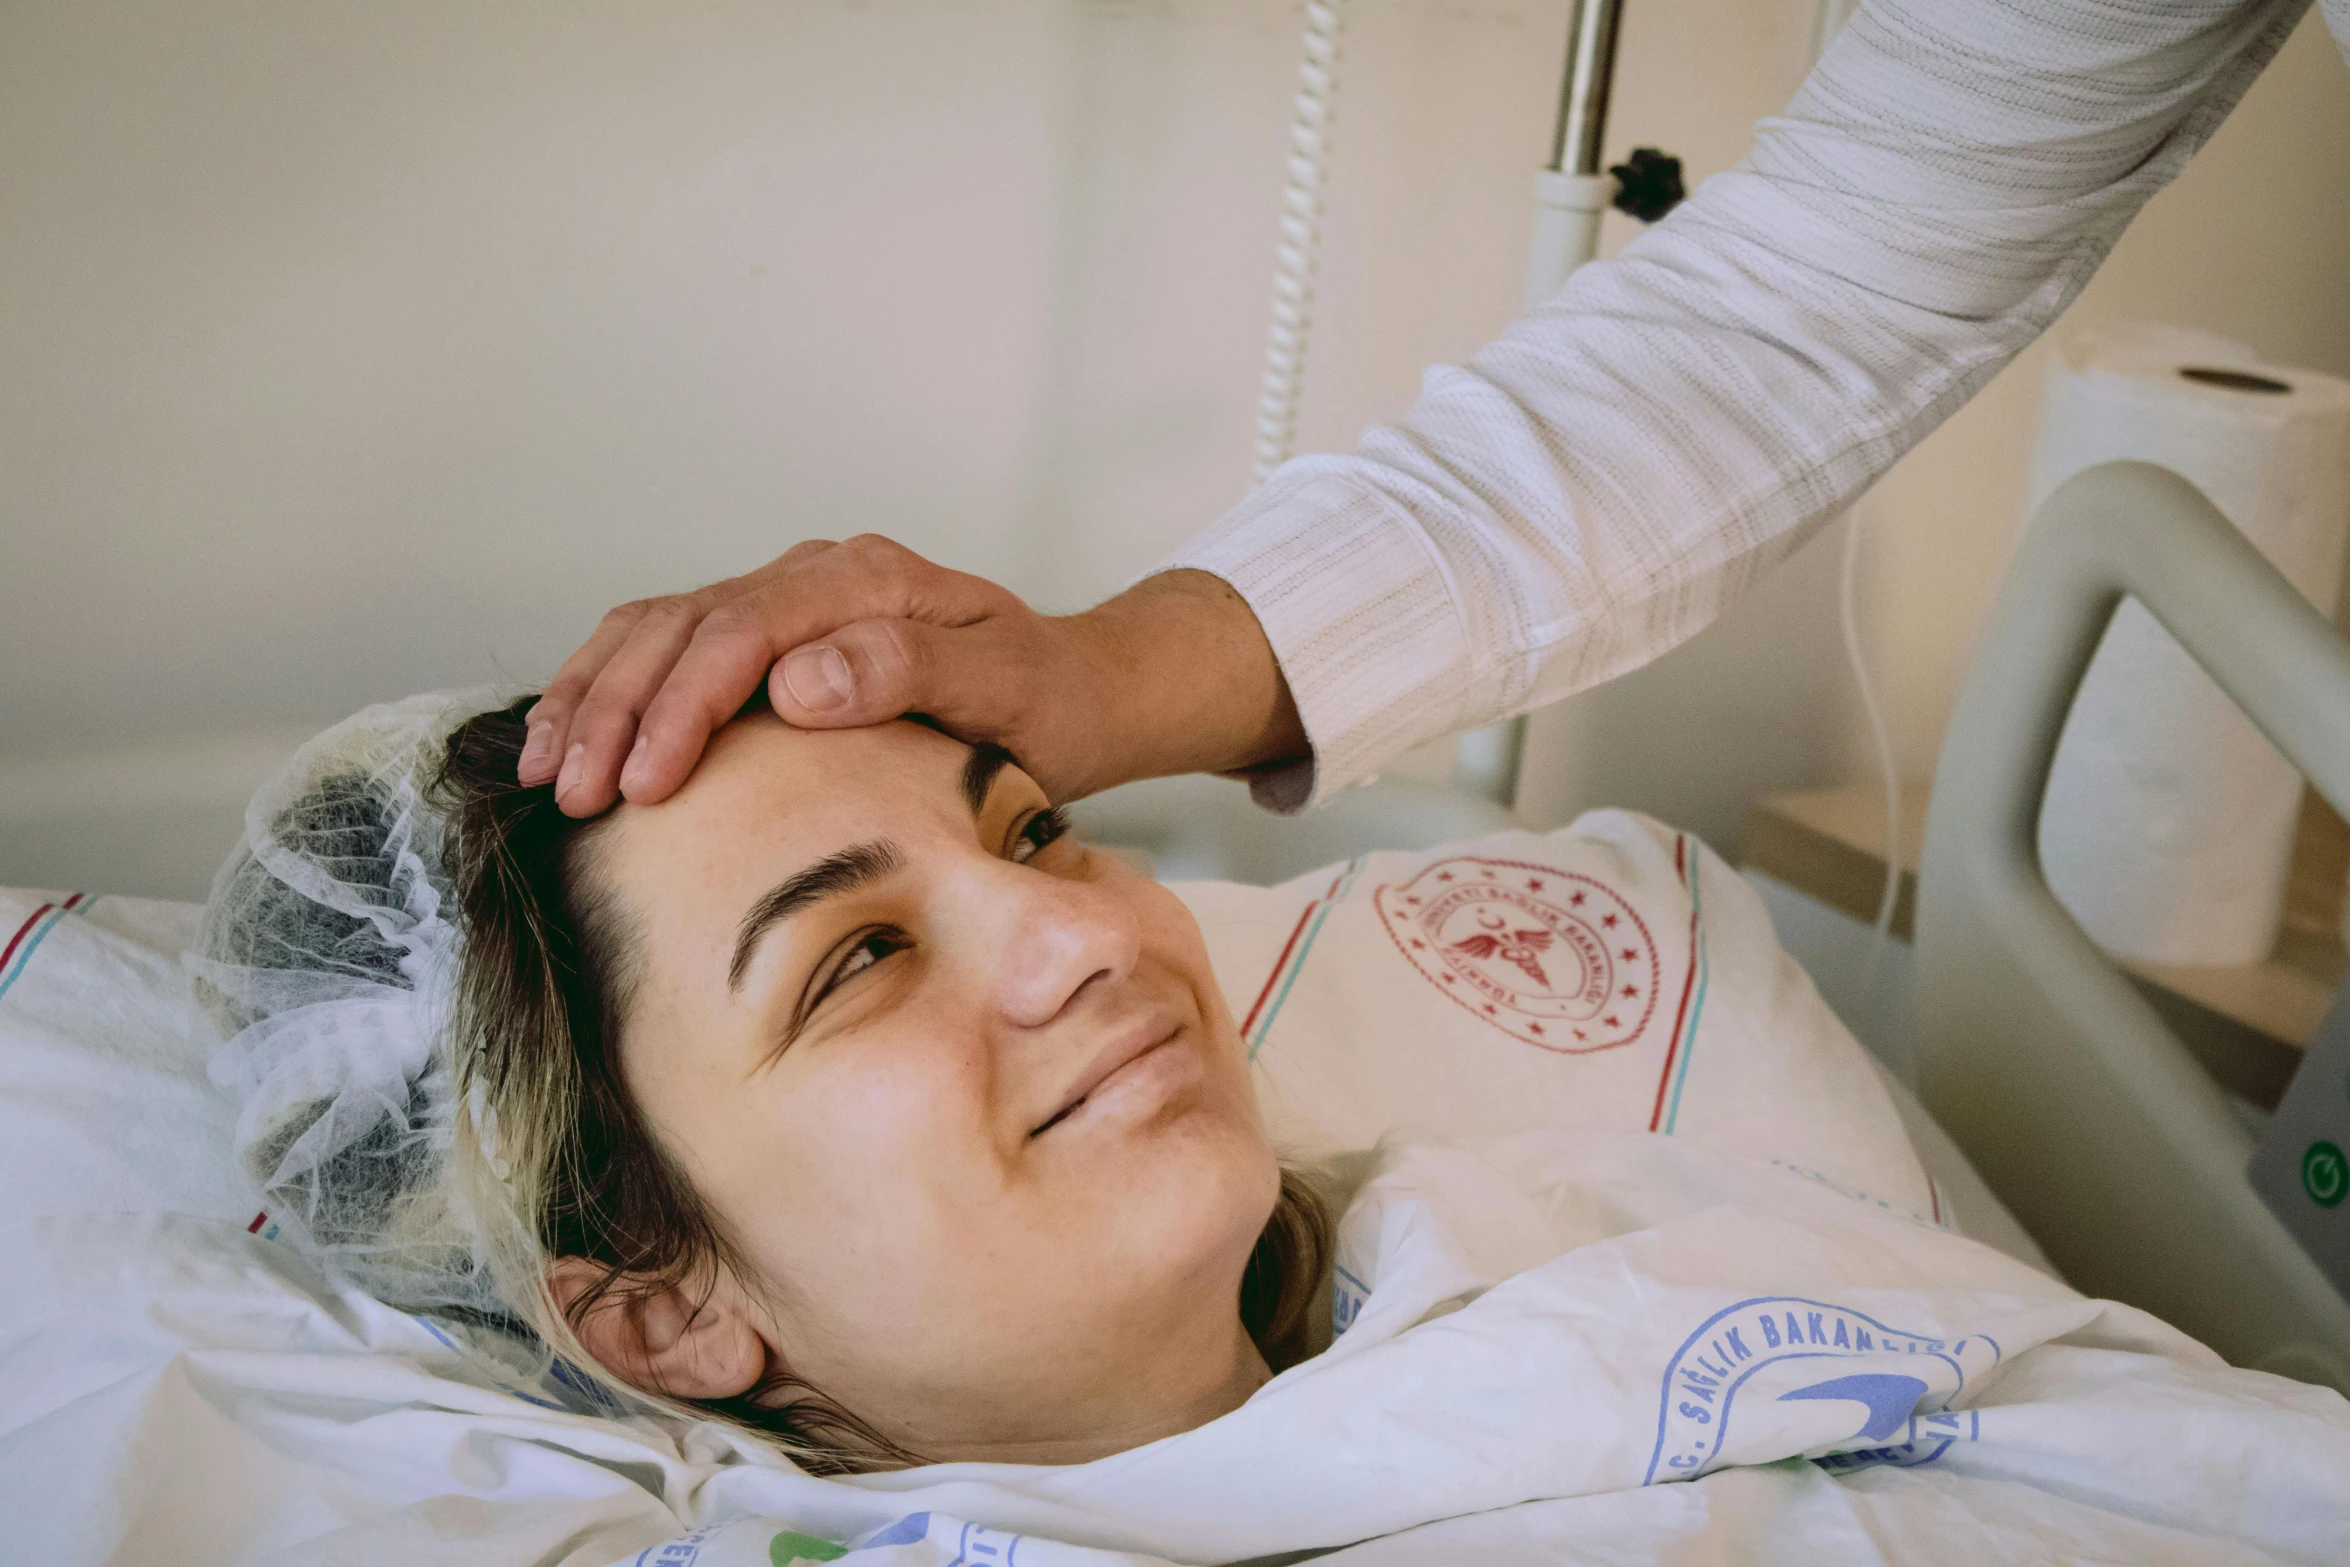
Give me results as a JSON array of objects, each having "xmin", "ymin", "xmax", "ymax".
[
  {"xmin": 816, "ymin": 930, "xmax": 903, "ymax": 1003},
  {"xmin": 1009, "ymin": 806, "xmax": 1071, "ymax": 865}
]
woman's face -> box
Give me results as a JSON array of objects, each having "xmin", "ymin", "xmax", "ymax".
[{"xmin": 581, "ymin": 711, "xmax": 1279, "ymax": 1461}]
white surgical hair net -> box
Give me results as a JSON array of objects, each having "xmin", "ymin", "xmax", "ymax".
[{"xmin": 195, "ymin": 688, "xmax": 514, "ymax": 1321}]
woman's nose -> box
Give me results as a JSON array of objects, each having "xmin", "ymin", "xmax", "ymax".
[{"xmin": 976, "ymin": 864, "xmax": 1142, "ymax": 1029}]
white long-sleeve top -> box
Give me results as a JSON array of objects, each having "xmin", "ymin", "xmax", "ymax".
[{"xmin": 1168, "ymin": 0, "xmax": 2347, "ymax": 811}]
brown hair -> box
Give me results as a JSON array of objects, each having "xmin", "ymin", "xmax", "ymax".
[{"xmin": 431, "ymin": 695, "xmax": 1329, "ymax": 1473}]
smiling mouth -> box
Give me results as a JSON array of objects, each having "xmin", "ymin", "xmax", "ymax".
[
  {"xmin": 1028, "ymin": 1026, "xmax": 1176, "ymax": 1138},
  {"xmin": 1029, "ymin": 1099, "xmax": 1085, "ymax": 1138}
]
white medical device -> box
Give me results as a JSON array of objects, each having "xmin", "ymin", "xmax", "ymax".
[{"xmin": 2249, "ymin": 982, "xmax": 2350, "ymax": 1302}]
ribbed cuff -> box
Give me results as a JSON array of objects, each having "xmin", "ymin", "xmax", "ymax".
[{"xmin": 1161, "ymin": 463, "xmax": 1474, "ymax": 814}]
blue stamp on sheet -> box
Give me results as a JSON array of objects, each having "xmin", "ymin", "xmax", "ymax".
[
  {"xmin": 1331, "ymin": 1264, "xmax": 1371, "ymax": 1339},
  {"xmin": 1643, "ymin": 1296, "xmax": 1998, "ymax": 1483}
]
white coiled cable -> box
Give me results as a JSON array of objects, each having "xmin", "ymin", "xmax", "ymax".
[{"xmin": 1251, "ymin": 0, "xmax": 1345, "ymax": 487}]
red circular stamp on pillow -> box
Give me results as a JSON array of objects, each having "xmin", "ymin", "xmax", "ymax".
[{"xmin": 1373, "ymin": 856, "xmax": 1661, "ymax": 1053}]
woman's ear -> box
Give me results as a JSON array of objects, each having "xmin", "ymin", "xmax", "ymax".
[{"xmin": 546, "ymin": 1257, "xmax": 767, "ymax": 1401}]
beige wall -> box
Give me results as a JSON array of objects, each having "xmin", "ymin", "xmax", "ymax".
[
  {"xmin": 2, "ymin": 1, "xmax": 1073, "ymax": 756},
  {"xmin": 0, "ymin": 0, "xmax": 1592, "ymax": 764},
  {"xmin": 1, "ymin": 0, "xmax": 1603, "ymax": 893},
  {"xmin": 3, "ymin": 1, "xmax": 2345, "ymax": 892}
]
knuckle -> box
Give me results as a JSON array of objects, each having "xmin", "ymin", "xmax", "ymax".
[
  {"xmin": 601, "ymin": 598, "xmax": 658, "ymax": 629},
  {"xmin": 639, "ymin": 595, "xmax": 702, "ymax": 630},
  {"xmin": 841, "ymin": 532, "xmax": 911, "ymax": 567}
]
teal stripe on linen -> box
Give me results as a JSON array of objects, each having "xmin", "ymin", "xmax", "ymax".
[
  {"xmin": 1247, "ymin": 857, "xmax": 1364, "ymax": 1061},
  {"xmin": 0, "ymin": 898, "xmax": 81, "ymax": 1005},
  {"xmin": 1662, "ymin": 855, "xmax": 1709, "ymax": 1135}
]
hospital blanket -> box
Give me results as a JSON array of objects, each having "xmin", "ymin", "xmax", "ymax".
[{"xmin": 6, "ymin": 1131, "xmax": 2345, "ymax": 1565}]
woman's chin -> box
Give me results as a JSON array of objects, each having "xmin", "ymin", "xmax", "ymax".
[{"xmin": 1025, "ymin": 1032, "xmax": 1276, "ymax": 1260}]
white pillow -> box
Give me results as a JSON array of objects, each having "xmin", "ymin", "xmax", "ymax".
[
  {"xmin": 1174, "ymin": 810, "xmax": 1938, "ymax": 1226},
  {"xmin": 0, "ymin": 889, "xmax": 251, "ymax": 1227},
  {"xmin": 0, "ymin": 810, "xmax": 1932, "ymax": 1240}
]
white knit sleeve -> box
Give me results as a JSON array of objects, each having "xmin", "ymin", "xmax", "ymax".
[{"xmin": 1168, "ymin": 0, "xmax": 2311, "ymax": 812}]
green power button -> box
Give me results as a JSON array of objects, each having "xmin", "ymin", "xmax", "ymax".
[{"xmin": 2304, "ymin": 1141, "xmax": 2349, "ymax": 1209}]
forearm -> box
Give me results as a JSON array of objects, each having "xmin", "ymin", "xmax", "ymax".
[{"xmin": 1171, "ymin": 0, "xmax": 2310, "ymax": 810}]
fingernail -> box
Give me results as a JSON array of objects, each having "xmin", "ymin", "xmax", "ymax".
[
  {"xmin": 519, "ymin": 722, "xmax": 555, "ymax": 778},
  {"xmin": 782, "ymin": 645, "xmax": 852, "ymax": 711},
  {"xmin": 618, "ymin": 735, "xmax": 649, "ymax": 796},
  {"xmin": 555, "ymin": 742, "xmax": 586, "ymax": 799}
]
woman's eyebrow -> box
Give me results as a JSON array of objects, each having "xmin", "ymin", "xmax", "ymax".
[
  {"xmin": 961, "ymin": 742, "xmax": 1014, "ymax": 815},
  {"xmin": 728, "ymin": 839, "xmax": 904, "ymax": 991}
]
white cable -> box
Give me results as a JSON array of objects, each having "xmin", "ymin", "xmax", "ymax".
[
  {"xmin": 1813, "ymin": 0, "xmax": 1901, "ymax": 999},
  {"xmin": 1251, "ymin": 0, "xmax": 1344, "ymax": 487},
  {"xmin": 1839, "ymin": 499, "xmax": 1903, "ymax": 990}
]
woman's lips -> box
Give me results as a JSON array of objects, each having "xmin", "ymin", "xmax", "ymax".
[{"xmin": 1030, "ymin": 1019, "xmax": 1184, "ymax": 1138}]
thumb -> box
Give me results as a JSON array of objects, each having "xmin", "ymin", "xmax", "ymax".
[
  {"xmin": 769, "ymin": 616, "xmax": 949, "ymax": 729},
  {"xmin": 770, "ymin": 613, "xmax": 1102, "ymax": 795}
]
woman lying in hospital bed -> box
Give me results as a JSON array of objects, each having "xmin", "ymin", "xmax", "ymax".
[
  {"xmin": 375, "ymin": 695, "xmax": 1322, "ymax": 1473},
  {"xmin": 8, "ymin": 686, "xmax": 2344, "ymax": 1565}
]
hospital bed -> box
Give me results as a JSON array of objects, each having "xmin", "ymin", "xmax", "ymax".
[
  {"xmin": 1916, "ymin": 458, "xmax": 2350, "ymax": 1394},
  {"xmin": 8, "ymin": 460, "xmax": 2350, "ymax": 1560}
]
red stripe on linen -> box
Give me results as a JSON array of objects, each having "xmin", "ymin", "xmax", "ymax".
[
  {"xmin": 248, "ymin": 1211, "xmax": 269, "ymax": 1234},
  {"xmin": 1649, "ymin": 838, "xmax": 1701, "ymax": 1133},
  {"xmin": 1238, "ymin": 869, "xmax": 1346, "ymax": 1042},
  {"xmin": 1240, "ymin": 902, "xmax": 1320, "ymax": 1041},
  {"xmin": 0, "ymin": 904, "xmax": 56, "ymax": 976}
]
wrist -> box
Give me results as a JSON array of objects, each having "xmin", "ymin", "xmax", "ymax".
[{"xmin": 1059, "ymin": 570, "xmax": 1306, "ymax": 795}]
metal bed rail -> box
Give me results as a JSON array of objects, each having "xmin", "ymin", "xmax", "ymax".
[{"xmin": 1915, "ymin": 460, "xmax": 2350, "ymax": 1393}]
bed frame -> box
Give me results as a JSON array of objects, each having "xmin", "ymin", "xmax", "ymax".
[{"xmin": 1914, "ymin": 459, "xmax": 2350, "ymax": 1394}]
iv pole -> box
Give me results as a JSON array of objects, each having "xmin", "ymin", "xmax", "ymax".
[{"xmin": 1525, "ymin": 0, "xmax": 1627, "ymax": 309}]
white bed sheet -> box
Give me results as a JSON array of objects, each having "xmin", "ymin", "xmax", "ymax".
[
  {"xmin": 0, "ymin": 822, "xmax": 2148, "ymax": 1564},
  {"xmin": 5, "ymin": 1133, "xmax": 2344, "ymax": 1565}
]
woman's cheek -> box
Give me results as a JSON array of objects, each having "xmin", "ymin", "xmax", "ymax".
[
  {"xmin": 1127, "ymin": 878, "xmax": 1236, "ymax": 1035},
  {"xmin": 807, "ymin": 1012, "xmax": 996, "ymax": 1177},
  {"xmin": 717, "ymin": 1054, "xmax": 952, "ymax": 1290}
]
